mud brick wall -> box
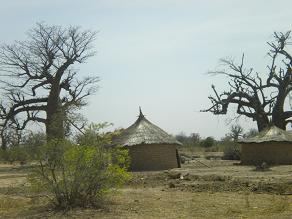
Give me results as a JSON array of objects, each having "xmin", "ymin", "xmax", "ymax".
[
  {"xmin": 128, "ymin": 144, "xmax": 179, "ymax": 171},
  {"xmin": 241, "ymin": 142, "xmax": 292, "ymax": 165}
]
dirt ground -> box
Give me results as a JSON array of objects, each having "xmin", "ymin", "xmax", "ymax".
[{"xmin": 1, "ymin": 159, "xmax": 292, "ymax": 218}]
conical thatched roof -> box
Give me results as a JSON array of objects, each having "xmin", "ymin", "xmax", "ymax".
[
  {"xmin": 114, "ymin": 109, "xmax": 182, "ymax": 147},
  {"xmin": 239, "ymin": 125, "xmax": 292, "ymax": 143}
]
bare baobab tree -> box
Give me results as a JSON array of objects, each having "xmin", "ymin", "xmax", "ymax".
[
  {"xmin": 0, "ymin": 23, "xmax": 99, "ymax": 149},
  {"xmin": 203, "ymin": 31, "xmax": 292, "ymax": 132}
]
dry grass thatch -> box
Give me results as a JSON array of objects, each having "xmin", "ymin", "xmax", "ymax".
[
  {"xmin": 113, "ymin": 109, "xmax": 181, "ymax": 147},
  {"xmin": 239, "ymin": 126, "xmax": 292, "ymax": 143}
]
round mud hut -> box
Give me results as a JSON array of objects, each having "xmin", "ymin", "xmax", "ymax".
[
  {"xmin": 239, "ymin": 125, "xmax": 292, "ymax": 165},
  {"xmin": 113, "ymin": 109, "xmax": 181, "ymax": 171}
]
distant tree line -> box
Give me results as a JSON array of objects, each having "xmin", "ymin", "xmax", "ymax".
[
  {"xmin": 175, "ymin": 124, "xmax": 258, "ymax": 148},
  {"xmin": 175, "ymin": 124, "xmax": 258, "ymax": 160}
]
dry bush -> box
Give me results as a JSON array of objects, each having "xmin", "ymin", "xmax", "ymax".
[
  {"xmin": 29, "ymin": 124, "xmax": 131, "ymax": 210},
  {"xmin": 222, "ymin": 143, "xmax": 241, "ymax": 160}
]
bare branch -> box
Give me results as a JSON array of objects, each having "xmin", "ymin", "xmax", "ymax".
[
  {"xmin": 0, "ymin": 23, "xmax": 98, "ymax": 144},
  {"xmin": 204, "ymin": 31, "xmax": 292, "ymax": 131}
]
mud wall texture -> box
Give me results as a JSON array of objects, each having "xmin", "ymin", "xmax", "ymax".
[
  {"xmin": 241, "ymin": 142, "xmax": 292, "ymax": 165},
  {"xmin": 128, "ymin": 144, "xmax": 179, "ymax": 171}
]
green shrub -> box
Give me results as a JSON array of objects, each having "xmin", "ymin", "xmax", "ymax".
[
  {"xmin": 75, "ymin": 122, "xmax": 116, "ymax": 146},
  {"xmin": 201, "ymin": 137, "xmax": 215, "ymax": 148},
  {"xmin": 0, "ymin": 147, "xmax": 29, "ymax": 164},
  {"xmin": 21, "ymin": 132, "xmax": 46, "ymax": 160},
  {"xmin": 0, "ymin": 132, "xmax": 46, "ymax": 163},
  {"xmin": 29, "ymin": 131, "xmax": 130, "ymax": 209},
  {"xmin": 204, "ymin": 146, "xmax": 220, "ymax": 152}
]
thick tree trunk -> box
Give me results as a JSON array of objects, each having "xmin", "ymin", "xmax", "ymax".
[
  {"xmin": 256, "ymin": 114, "xmax": 269, "ymax": 132},
  {"xmin": 272, "ymin": 108, "xmax": 286, "ymax": 130},
  {"xmin": 272, "ymin": 89, "xmax": 287, "ymax": 130},
  {"xmin": 46, "ymin": 107, "xmax": 64, "ymax": 140},
  {"xmin": 1, "ymin": 135, "xmax": 7, "ymax": 150},
  {"xmin": 46, "ymin": 83, "xmax": 64, "ymax": 140}
]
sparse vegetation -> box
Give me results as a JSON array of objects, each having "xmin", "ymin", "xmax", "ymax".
[
  {"xmin": 1, "ymin": 157, "xmax": 292, "ymax": 218},
  {"xmin": 175, "ymin": 126, "xmax": 246, "ymax": 161},
  {"xmin": 0, "ymin": 146, "xmax": 29, "ymax": 164},
  {"xmin": 175, "ymin": 132, "xmax": 201, "ymax": 147},
  {"xmin": 0, "ymin": 132, "xmax": 46, "ymax": 164},
  {"xmin": 201, "ymin": 136, "xmax": 215, "ymax": 148},
  {"xmin": 0, "ymin": 20, "xmax": 291, "ymax": 219},
  {"xmin": 222, "ymin": 143, "xmax": 241, "ymax": 160},
  {"xmin": 29, "ymin": 126, "xmax": 131, "ymax": 210}
]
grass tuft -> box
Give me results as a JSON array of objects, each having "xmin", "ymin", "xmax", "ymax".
[{"xmin": 0, "ymin": 196, "xmax": 29, "ymax": 211}]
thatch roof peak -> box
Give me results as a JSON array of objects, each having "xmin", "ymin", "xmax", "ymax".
[
  {"xmin": 138, "ymin": 106, "xmax": 145, "ymax": 120},
  {"xmin": 114, "ymin": 109, "xmax": 182, "ymax": 147},
  {"xmin": 240, "ymin": 125, "xmax": 292, "ymax": 143}
]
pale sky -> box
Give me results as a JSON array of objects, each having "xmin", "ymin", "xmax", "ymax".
[{"xmin": 1, "ymin": 0, "xmax": 292, "ymax": 139}]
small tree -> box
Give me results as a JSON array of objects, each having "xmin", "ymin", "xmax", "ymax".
[
  {"xmin": 222, "ymin": 125, "xmax": 243, "ymax": 160},
  {"xmin": 190, "ymin": 133, "xmax": 201, "ymax": 145},
  {"xmin": 29, "ymin": 124, "xmax": 130, "ymax": 209},
  {"xmin": 244, "ymin": 128, "xmax": 258, "ymax": 138},
  {"xmin": 228, "ymin": 124, "xmax": 244, "ymax": 142},
  {"xmin": 201, "ymin": 136, "xmax": 215, "ymax": 148},
  {"xmin": 222, "ymin": 142, "xmax": 241, "ymax": 160},
  {"xmin": 175, "ymin": 132, "xmax": 192, "ymax": 147},
  {"xmin": 175, "ymin": 132, "xmax": 201, "ymax": 147}
]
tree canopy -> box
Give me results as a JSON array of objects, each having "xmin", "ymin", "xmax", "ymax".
[{"xmin": 203, "ymin": 31, "xmax": 292, "ymax": 131}]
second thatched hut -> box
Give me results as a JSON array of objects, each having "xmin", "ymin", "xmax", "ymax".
[
  {"xmin": 113, "ymin": 109, "xmax": 181, "ymax": 171},
  {"xmin": 239, "ymin": 125, "xmax": 292, "ymax": 165}
]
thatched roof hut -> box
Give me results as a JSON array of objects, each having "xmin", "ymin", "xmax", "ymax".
[
  {"xmin": 239, "ymin": 126, "xmax": 292, "ymax": 165},
  {"xmin": 114, "ymin": 108, "xmax": 181, "ymax": 171}
]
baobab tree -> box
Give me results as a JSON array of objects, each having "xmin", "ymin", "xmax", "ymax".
[
  {"xmin": 203, "ymin": 31, "xmax": 292, "ymax": 131},
  {"xmin": 0, "ymin": 23, "xmax": 98, "ymax": 149}
]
